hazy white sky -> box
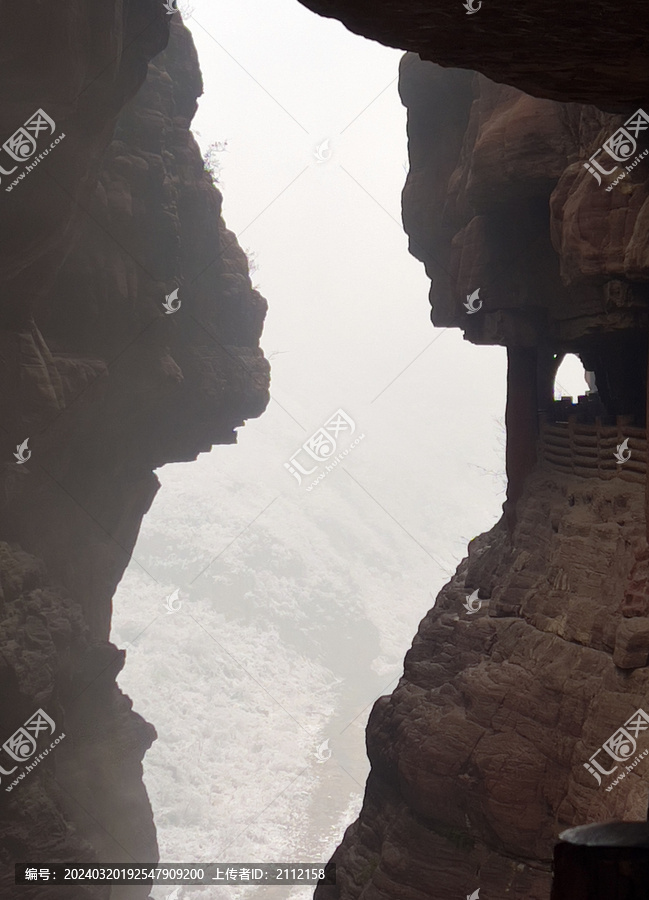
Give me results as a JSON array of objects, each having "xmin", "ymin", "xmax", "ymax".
[
  {"xmin": 182, "ymin": 0, "xmax": 508, "ymax": 541},
  {"xmin": 183, "ymin": 0, "xmax": 587, "ymax": 432}
]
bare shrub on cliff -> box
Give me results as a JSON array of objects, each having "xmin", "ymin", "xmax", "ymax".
[
  {"xmin": 244, "ymin": 246, "xmax": 260, "ymax": 290},
  {"xmin": 202, "ymin": 140, "xmax": 228, "ymax": 185},
  {"xmin": 469, "ymin": 415, "xmax": 506, "ymax": 495}
]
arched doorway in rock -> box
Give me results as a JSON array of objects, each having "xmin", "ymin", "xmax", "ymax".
[
  {"xmin": 540, "ymin": 332, "xmax": 648, "ymax": 426},
  {"xmin": 542, "ymin": 351, "xmax": 602, "ymax": 423},
  {"xmin": 553, "ymin": 353, "xmax": 592, "ymax": 402}
]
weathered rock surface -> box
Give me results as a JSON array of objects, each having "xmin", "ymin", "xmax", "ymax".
[
  {"xmin": 318, "ymin": 470, "xmax": 649, "ymax": 900},
  {"xmin": 3, "ymin": 4, "xmax": 649, "ymax": 900},
  {"xmin": 0, "ymin": 7, "xmax": 268, "ymax": 898},
  {"xmin": 296, "ymin": 0, "xmax": 649, "ymax": 111},
  {"xmin": 399, "ymin": 54, "xmax": 649, "ymax": 350},
  {"xmin": 315, "ymin": 55, "xmax": 649, "ymax": 900}
]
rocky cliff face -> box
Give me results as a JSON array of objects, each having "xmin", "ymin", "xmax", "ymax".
[
  {"xmin": 317, "ymin": 475, "xmax": 649, "ymax": 900},
  {"xmin": 3, "ymin": 3, "xmax": 648, "ymax": 899},
  {"xmin": 0, "ymin": 6, "xmax": 268, "ymax": 898},
  {"xmin": 296, "ymin": 0, "xmax": 649, "ymax": 111},
  {"xmin": 314, "ymin": 54, "xmax": 649, "ymax": 900}
]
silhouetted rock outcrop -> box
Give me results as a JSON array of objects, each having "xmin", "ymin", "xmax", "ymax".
[
  {"xmin": 297, "ymin": 0, "xmax": 649, "ymax": 111},
  {"xmin": 0, "ymin": 7, "xmax": 268, "ymax": 898}
]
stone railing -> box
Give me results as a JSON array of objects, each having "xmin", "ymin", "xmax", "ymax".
[{"xmin": 538, "ymin": 415, "xmax": 646, "ymax": 484}]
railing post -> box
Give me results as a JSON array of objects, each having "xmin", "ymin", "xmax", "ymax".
[
  {"xmin": 551, "ymin": 822, "xmax": 649, "ymax": 900},
  {"xmin": 595, "ymin": 416, "xmax": 602, "ymax": 479},
  {"xmin": 568, "ymin": 414, "xmax": 576, "ymax": 476},
  {"xmin": 538, "ymin": 410, "xmax": 547, "ymax": 464}
]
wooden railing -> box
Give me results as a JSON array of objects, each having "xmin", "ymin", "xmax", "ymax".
[{"xmin": 538, "ymin": 415, "xmax": 646, "ymax": 484}]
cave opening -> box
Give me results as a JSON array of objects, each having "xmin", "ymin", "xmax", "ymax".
[
  {"xmin": 541, "ymin": 333, "xmax": 648, "ymax": 427},
  {"xmin": 553, "ymin": 353, "xmax": 591, "ymax": 402}
]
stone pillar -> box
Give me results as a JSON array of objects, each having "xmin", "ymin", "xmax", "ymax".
[
  {"xmin": 537, "ymin": 348, "xmax": 564, "ymax": 414},
  {"xmin": 551, "ymin": 822, "xmax": 649, "ymax": 900},
  {"xmin": 504, "ymin": 347, "xmax": 538, "ymax": 531}
]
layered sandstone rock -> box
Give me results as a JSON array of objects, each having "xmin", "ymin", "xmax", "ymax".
[
  {"xmin": 399, "ymin": 54, "xmax": 649, "ymax": 350},
  {"xmin": 0, "ymin": 8, "xmax": 268, "ymax": 898},
  {"xmin": 296, "ymin": 0, "xmax": 649, "ymax": 111},
  {"xmin": 318, "ymin": 471, "xmax": 649, "ymax": 900},
  {"xmin": 315, "ymin": 56, "xmax": 649, "ymax": 900}
]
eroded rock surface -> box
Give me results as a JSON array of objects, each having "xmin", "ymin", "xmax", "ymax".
[
  {"xmin": 0, "ymin": 8, "xmax": 268, "ymax": 898},
  {"xmin": 315, "ymin": 56, "xmax": 649, "ymax": 900},
  {"xmin": 399, "ymin": 54, "xmax": 649, "ymax": 349},
  {"xmin": 296, "ymin": 0, "xmax": 649, "ymax": 111},
  {"xmin": 318, "ymin": 472, "xmax": 649, "ymax": 900}
]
